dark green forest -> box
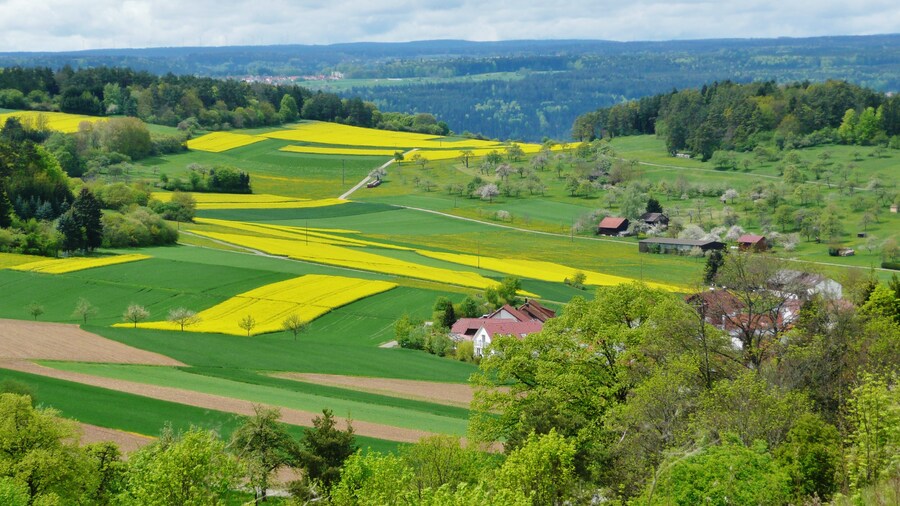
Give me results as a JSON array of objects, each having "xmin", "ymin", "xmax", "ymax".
[
  {"xmin": 2, "ymin": 35, "xmax": 899, "ymax": 140},
  {"xmin": 0, "ymin": 66, "xmax": 448, "ymax": 135},
  {"xmin": 573, "ymin": 79, "xmax": 900, "ymax": 159}
]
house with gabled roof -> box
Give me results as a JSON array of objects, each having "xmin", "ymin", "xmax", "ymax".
[
  {"xmin": 597, "ymin": 217, "xmax": 629, "ymax": 236},
  {"xmin": 449, "ymin": 299, "xmax": 555, "ymax": 356},
  {"xmin": 639, "ymin": 212, "xmax": 669, "ymax": 227},
  {"xmin": 737, "ymin": 234, "xmax": 768, "ymax": 252}
]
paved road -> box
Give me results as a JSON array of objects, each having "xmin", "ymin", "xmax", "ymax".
[{"xmin": 339, "ymin": 149, "xmax": 418, "ymax": 200}]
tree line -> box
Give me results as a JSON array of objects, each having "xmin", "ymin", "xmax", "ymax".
[
  {"xmin": 0, "ymin": 65, "xmax": 448, "ymax": 135},
  {"xmin": 573, "ymin": 79, "xmax": 900, "ymax": 159}
]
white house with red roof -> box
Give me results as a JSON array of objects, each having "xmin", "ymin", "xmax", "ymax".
[{"xmin": 450, "ymin": 299, "xmax": 554, "ymax": 357}]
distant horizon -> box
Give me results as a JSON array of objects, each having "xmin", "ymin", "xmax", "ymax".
[
  {"xmin": 2, "ymin": 32, "xmax": 898, "ymax": 55},
  {"xmin": 2, "ymin": 0, "xmax": 898, "ymax": 53}
]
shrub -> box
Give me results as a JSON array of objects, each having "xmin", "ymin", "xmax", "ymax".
[{"xmin": 101, "ymin": 206, "xmax": 177, "ymax": 248}]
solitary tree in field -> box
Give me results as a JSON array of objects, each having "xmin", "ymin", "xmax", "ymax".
[
  {"xmin": 238, "ymin": 315, "xmax": 257, "ymax": 336},
  {"xmin": 409, "ymin": 153, "xmax": 428, "ymax": 169},
  {"xmin": 168, "ymin": 307, "xmax": 200, "ymax": 331},
  {"xmin": 457, "ymin": 150, "xmax": 474, "ymax": 168},
  {"xmin": 26, "ymin": 302, "xmax": 44, "ymax": 321},
  {"xmin": 122, "ymin": 303, "xmax": 150, "ymax": 328},
  {"xmin": 282, "ymin": 314, "xmax": 308, "ymax": 341},
  {"xmin": 72, "ymin": 297, "xmax": 97, "ymax": 324}
]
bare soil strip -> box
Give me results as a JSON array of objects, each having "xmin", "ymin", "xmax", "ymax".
[
  {"xmin": 77, "ymin": 423, "xmax": 302, "ymax": 484},
  {"xmin": 274, "ymin": 372, "xmax": 475, "ymax": 408},
  {"xmin": 0, "ymin": 319, "xmax": 184, "ymax": 366},
  {"xmin": 1, "ymin": 360, "xmax": 435, "ymax": 443},
  {"xmin": 79, "ymin": 423, "xmax": 156, "ymax": 454}
]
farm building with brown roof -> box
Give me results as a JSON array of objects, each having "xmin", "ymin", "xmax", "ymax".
[{"xmin": 597, "ymin": 217, "xmax": 629, "ymax": 236}]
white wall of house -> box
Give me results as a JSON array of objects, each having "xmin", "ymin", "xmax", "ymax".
[{"xmin": 473, "ymin": 327, "xmax": 492, "ymax": 357}]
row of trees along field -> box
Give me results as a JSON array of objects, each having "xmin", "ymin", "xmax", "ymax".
[
  {"xmin": 573, "ymin": 80, "xmax": 900, "ymax": 159},
  {"xmin": 3, "ymin": 258, "xmax": 898, "ymax": 504},
  {"xmin": 0, "ymin": 66, "xmax": 449, "ymax": 135},
  {"xmin": 0, "ymin": 121, "xmax": 197, "ymax": 255}
]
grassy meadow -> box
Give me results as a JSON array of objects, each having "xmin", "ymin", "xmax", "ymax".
[{"xmin": 1, "ymin": 116, "xmax": 896, "ymax": 452}]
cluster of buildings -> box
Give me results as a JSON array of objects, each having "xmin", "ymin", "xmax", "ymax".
[{"xmin": 597, "ymin": 214, "xmax": 769, "ymax": 255}]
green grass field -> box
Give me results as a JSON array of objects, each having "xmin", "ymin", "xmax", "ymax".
[
  {"xmin": 40, "ymin": 363, "xmax": 469, "ymax": 435},
  {"xmin": 0, "ymin": 367, "xmax": 401, "ymax": 453}
]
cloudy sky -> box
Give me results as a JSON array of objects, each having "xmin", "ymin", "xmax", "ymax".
[{"xmin": 1, "ymin": 0, "xmax": 897, "ymax": 52}]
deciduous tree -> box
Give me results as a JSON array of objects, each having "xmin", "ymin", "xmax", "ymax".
[{"xmin": 122, "ymin": 303, "xmax": 149, "ymax": 328}]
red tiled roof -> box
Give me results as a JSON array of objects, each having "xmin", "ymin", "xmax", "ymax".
[
  {"xmin": 599, "ymin": 217, "xmax": 627, "ymax": 229},
  {"xmin": 487, "ymin": 304, "xmax": 531, "ymax": 322},
  {"xmin": 737, "ymin": 234, "xmax": 765, "ymax": 244},
  {"xmin": 518, "ymin": 299, "xmax": 556, "ymax": 322},
  {"xmin": 450, "ymin": 318, "xmax": 487, "ymax": 336},
  {"xmin": 478, "ymin": 319, "xmax": 544, "ymax": 338}
]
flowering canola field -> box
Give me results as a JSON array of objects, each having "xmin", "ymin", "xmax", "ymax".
[
  {"xmin": 415, "ymin": 250, "xmax": 683, "ymax": 292},
  {"xmin": 0, "ymin": 252, "xmax": 49, "ymax": 269},
  {"xmin": 9, "ymin": 254, "xmax": 151, "ymax": 274},
  {"xmin": 151, "ymin": 192, "xmax": 346, "ymax": 210},
  {"xmin": 279, "ymin": 145, "xmax": 401, "ymax": 156},
  {"xmin": 191, "ymin": 231, "xmax": 501, "ymax": 291},
  {"xmin": 120, "ymin": 274, "xmax": 396, "ymax": 336},
  {"xmin": 193, "ymin": 218, "xmax": 409, "ymax": 250},
  {"xmin": 0, "ymin": 111, "xmax": 107, "ymax": 134},
  {"xmin": 185, "ymin": 131, "xmax": 268, "ymax": 152}
]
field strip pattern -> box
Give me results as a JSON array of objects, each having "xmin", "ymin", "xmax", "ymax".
[
  {"xmin": 9, "ymin": 254, "xmax": 151, "ymax": 274},
  {"xmin": 0, "ymin": 360, "xmax": 436, "ymax": 443},
  {"xmin": 273, "ymin": 372, "xmax": 474, "ymax": 408},
  {"xmin": 415, "ymin": 250, "xmax": 683, "ymax": 292},
  {"xmin": 192, "ymin": 217, "xmax": 407, "ymax": 250},
  {"xmin": 0, "ymin": 319, "xmax": 184, "ymax": 365},
  {"xmin": 119, "ymin": 274, "xmax": 397, "ymax": 335},
  {"xmin": 190, "ymin": 231, "xmax": 501, "ymax": 291}
]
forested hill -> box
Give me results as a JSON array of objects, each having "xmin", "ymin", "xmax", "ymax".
[
  {"xmin": 572, "ymin": 80, "xmax": 900, "ymax": 159},
  {"xmin": 2, "ymin": 35, "xmax": 900, "ymax": 140}
]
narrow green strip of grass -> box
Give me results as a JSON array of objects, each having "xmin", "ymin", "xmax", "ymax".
[
  {"xmin": 184, "ymin": 367, "xmax": 470, "ymax": 419},
  {"xmin": 0, "ymin": 367, "xmax": 400, "ymax": 453},
  {"xmin": 41, "ymin": 363, "xmax": 469, "ymax": 436}
]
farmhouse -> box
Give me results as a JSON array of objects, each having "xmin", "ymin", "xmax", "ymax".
[
  {"xmin": 737, "ymin": 234, "xmax": 768, "ymax": 252},
  {"xmin": 597, "ymin": 217, "xmax": 629, "ymax": 236},
  {"xmin": 769, "ymin": 269, "xmax": 843, "ymax": 300},
  {"xmin": 639, "ymin": 212, "xmax": 669, "ymax": 227},
  {"xmin": 686, "ymin": 289, "xmax": 801, "ymax": 349},
  {"xmin": 638, "ymin": 238, "xmax": 725, "ymax": 255},
  {"xmin": 450, "ymin": 299, "xmax": 555, "ymax": 356}
]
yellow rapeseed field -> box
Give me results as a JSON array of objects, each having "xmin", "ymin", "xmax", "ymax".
[
  {"xmin": 10, "ymin": 254, "xmax": 151, "ymax": 274},
  {"xmin": 150, "ymin": 192, "xmax": 346, "ymax": 210},
  {"xmin": 279, "ymin": 145, "xmax": 400, "ymax": 156},
  {"xmin": 0, "ymin": 111, "xmax": 106, "ymax": 134},
  {"xmin": 192, "ymin": 218, "xmax": 409, "ymax": 250},
  {"xmin": 263, "ymin": 121, "xmax": 503, "ymax": 149},
  {"xmin": 191, "ymin": 231, "xmax": 501, "ymax": 291},
  {"xmin": 186, "ymin": 131, "xmax": 268, "ymax": 152},
  {"xmin": 414, "ymin": 250, "xmax": 683, "ymax": 292},
  {"xmin": 0, "ymin": 252, "xmax": 47, "ymax": 269},
  {"xmin": 120, "ymin": 274, "xmax": 396, "ymax": 336}
]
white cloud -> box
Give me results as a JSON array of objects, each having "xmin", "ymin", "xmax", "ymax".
[{"xmin": 0, "ymin": 0, "xmax": 897, "ymax": 52}]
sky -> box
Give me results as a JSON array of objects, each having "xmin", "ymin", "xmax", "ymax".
[{"xmin": 1, "ymin": 0, "xmax": 898, "ymax": 52}]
